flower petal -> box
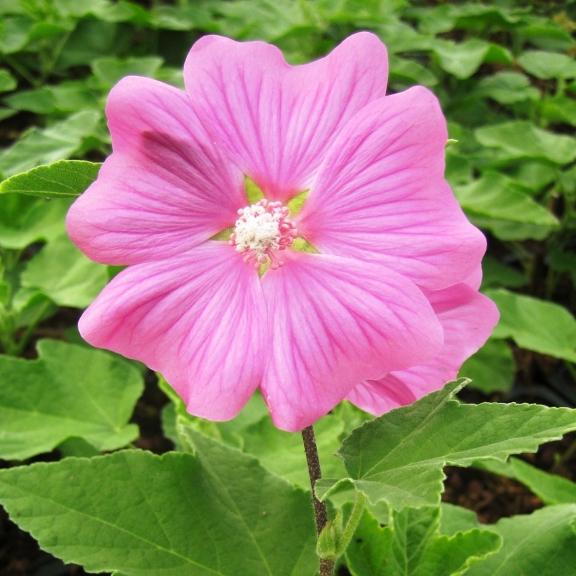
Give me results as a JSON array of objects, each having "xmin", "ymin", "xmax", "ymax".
[
  {"xmin": 261, "ymin": 252, "xmax": 443, "ymax": 431},
  {"xmin": 67, "ymin": 77, "xmax": 245, "ymax": 265},
  {"xmin": 298, "ymin": 86, "xmax": 486, "ymax": 290},
  {"xmin": 78, "ymin": 243, "xmax": 267, "ymax": 421},
  {"xmin": 347, "ymin": 284, "xmax": 499, "ymax": 415},
  {"xmin": 184, "ymin": 32, "xmax": 388, "ymax": 200}
]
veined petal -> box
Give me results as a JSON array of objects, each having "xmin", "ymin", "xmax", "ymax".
[
  {"xmin": 261, "ymin": 252, "xmax": 443, "ymax": 431},
  {"xmin": 298, "ymin": 86, "xmax": 486, "ymax": 290},
  {"xmin": 348, "ymin": 284, "xmax": 499, "ymax": 415},
  {"xmin": 78, "ymin": 243, "xmax": 267, "ymax": 421},
  {"xmin": 67, "ymin": 77, "xmax": 245, "ymax": 265},
  {"xmin": 184, "ymin": 33, "xmax": 388, "ymax": 200}
]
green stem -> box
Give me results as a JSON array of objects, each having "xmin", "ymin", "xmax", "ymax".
[
  {"xmin": 4, "ymin": 54, "xmax": 39, "ymax": 87},
  {"xmin": 337, "ymin": 491, "xmax": 366, "ymax": 556},
  {"xmin": 13, "ymin": 299, "xmax": 52, "ymax": 356}
]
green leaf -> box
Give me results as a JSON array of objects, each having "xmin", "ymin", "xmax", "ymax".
[
  {"xmin": 482, "ymin": 257, "xmax": 528, "ymax": 289},
  {"xmin": 539, "ymin": 96, "xmax": 576, "ymax": 127},
  {"xmin": 0, "ymin": 437, "xmax": 317, "ymax": 575},
  {"xmin": 0, "ymin": 15, "xmax": 34, "ymax": 53},
  {"xmin": 0, "ymin": 160, "xmax": 101, "ymax": 198},
  {"xmin": 474, "ymin": 121, "xmax": 576, "ymax": 165},
  {"xmin": 476, "ymin": 72, "xmax": 540, "ymax": 104},
  {"xmin": 346, "ymin": 507, "xmax": 500, "ymax": 576},
  {"xmin": 0, "ymin": 111, "xmax": 101, "ymax": 178},
  {"xmin": 511, "ymin": 161, "xmax": 558, "ymax": 193},
  {"xmin": 318, "ymin": 381, "xmax": 576, "ymax": 510},
  {"xmin": 170, "ymin": 390, "xmax": 347, "ymax": 489},
  {"xmin": 465, "ymin": 505, "xmax": 576, "ymax": 576},
  {"xmin": 0, "ymin": 68, "xmax": 16, "ymax": 92},
  {"xmin": 487, "ymin": 289, "xmax": 576, "ymax": 362},
  {"xmin": 21, "ymin": 234, "xmax": 107, "ymax": 308},
  {"xmin": 439, "ymin": 504, "xmax": 480, "ymax": 535},
  {"xmin": 389, "ymin": 57, "xmax": 438, "ymax": 87},
  {"xmin": 454, "ymin": 172, "xmax": 559, "ymax": 227},
  {"xmin": 460, "ymin": 339, "xmax": 515, "ymax": 394},
  {"xmin": 91, "ymin": 56, "xmax": 164, "ymax": 87},
  {"xmin": 432, "ymin": 39, "xmax": 490, "ymax": 79},
  {"xmin": 518, "ymin": 18, "xmax": 576, "ymax": 51},
  {"xmin": 477, "ymin": 458, "xmax": 576, "ymax": 505},
  {"xmin": 4, "ymin": 87, "xmax": 57, "ymax": 113},
  {"xmin": 518, "ymin": 50, "xmax": 576, "ymax": 80},
  {"xmin": 238, "ymin": 414, "xmax": 347, "ymax": 488},
  {"xmin": 0, "ymin": 339, "xmax": 143, "ymax": 460},
  {"xmin": 0, "ymin": 194, "xmax": 70, "ymax": 249}
]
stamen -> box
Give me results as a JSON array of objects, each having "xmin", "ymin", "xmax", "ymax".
[{"xmin": 230, "ymin": 199, "xmax": 297, "ymax": 268}]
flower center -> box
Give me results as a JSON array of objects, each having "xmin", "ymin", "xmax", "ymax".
[{"xmin": 230, "ymin": 199, "xmax": 297, "ymax": 267}]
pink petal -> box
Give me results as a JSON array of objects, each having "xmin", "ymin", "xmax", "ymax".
[
  {"xmin": 298, "ymin": 86, "xmax": 486, "ymax": 290},
  {"xmin": 261, "ymin": 252, "xmax": 443, "ymax": 431},
  {"xmin": 78, "ymin": 243, "xmax": 267, "ymax": 421},
  {"xmin": 347, "ymin": 284, "xmax": 499, "ymax": 415},
  {"xmin": 183, "ymin": 33, "xmax": 388, "ymax": 201},
  {"xmin": 67, "ymin": 77, "xmax": 245, "ymax": 265}
]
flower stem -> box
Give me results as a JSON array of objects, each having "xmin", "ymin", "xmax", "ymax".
[{"xmin": 301, "ymin": 426, "xmax": 335, "ymax": 576}]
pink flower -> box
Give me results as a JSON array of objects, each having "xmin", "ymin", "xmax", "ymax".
[{"xmin": 67, "ymin": 33, "xmax": 498, "ymax": 432}]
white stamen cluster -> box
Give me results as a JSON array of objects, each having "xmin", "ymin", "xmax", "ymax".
[{"xmin": 230, "ymin": 199, "xmax": 297, "ymax": 267}]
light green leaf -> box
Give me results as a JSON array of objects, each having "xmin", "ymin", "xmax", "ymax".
[
  {"xmin": 487, "ymin": 289, "xmax": 576, "ymax": 362},
  {"xmin": 389, "ymin": 57, "xmax": 438, "ymax": 87},
  {"xmin": 0, "ymin": 15, "xmax": 34, "ymax": 53},
  {"xmin": 91, "ymin": 56, "xmax": 164, "ymax": 87},
  {"xmin": 433, "ymin": 39, "xmax": 490, "ymax": 79},
  {"xmin": 455, "ymin": 172, "xmax": 559, "ymax": 227},
  {"xmin": 460, "ymin": 339, "xmax": 515, "ymax": 394},
  {"xmin": 238, "ymin": 414, "xmax": 347, "ymax": 488},
  {"xmin": 0, "ymin": 339, "xmax": 143, "ymax": 460},
  {"xmin": 0, "ymin": 111, "xmax": 101, "ymax": 178},
  {"xmin": 439, "ymin": 504, "xmax": 480, "ymax": 535},
  {"xmin": 169, "ymin": 389, "xmax": 346, "ymax": 489},
  {"xmin": 346, "ymin": 507, "xmax": 500, "ymax": 576},
  {"xmin": 21, "ymin": 234, "xmax": 107, "ymax": 308},
  {"xmin": 476, "ymin": 72, "xmax": 540, "ymax": 104},
  {"xmin": 474, "ymin": 121, "xmax": 576, "ymax": 165},
  {"xmin": 0, "ymin": 68, "xmax": 16, "ymax": 92},
  {"xmin": 511, "ymin": 161, "xmax": 558, "ymax": 193},
  {"xmin": 518, "ymin": 50, "xmax": 576, "ymax": 80},
  {"xmin": 477, "ymin": 458, "xmax": 576, "ymax": 505},
  {"xmin": 474, "ymin": 218, "xmax": 554, "ymax": 242},
  {"xmin": 0, "ymin": 194, "xmax": 70, "ymax": 249},
  {"xmin": 4, "ymin": 87, "xmax": 57, "ymax": 113},
  {"xmin": 539, "ymin": 95, "xmax": 576, "ymax": 127},
  {"xmin": 465, "ymin": 505, "xmax": 576, "ymax": 576},
  {"xmin": 318, "ymin": 381, "xmax": 576, "ymax": 510},
  {"xmin": 0, "ymin": 160, "xmax": 101, "ymax": 198},
  {"xmin": 0, "ymin": 437, "xmax": 317, "ymax": 575}
]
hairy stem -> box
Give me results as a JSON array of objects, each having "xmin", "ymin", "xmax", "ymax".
[{"xmin": 302, "ymin": 426, "xmax": 335, "ymax": 576}]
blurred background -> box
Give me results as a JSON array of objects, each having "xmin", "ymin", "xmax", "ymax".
[{"xmin": 0, "ymin": 0, "xmax": 575, "ymax": 574}]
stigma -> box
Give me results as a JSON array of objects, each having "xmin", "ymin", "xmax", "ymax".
[{"xmin": 230, "ymin": 199, "xmax": 297, "ymax": 268}]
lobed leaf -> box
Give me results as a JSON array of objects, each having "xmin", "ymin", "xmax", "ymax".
[
  {"xmin": 465, "ymin": 505, "xmax": 576, "ymax": 576},
  {"xmin": 0, "ymin": 339, "xmax": 143, "ymax": 460},
  {"xmin": 318, "ymin": 381, "xmax": 576, "ymax": 510},
  {"xmin": 0, "ymin": 434, "xmax": 317, "ymax": 575},
  {"xmin": 346, "ymin": 507, "xmax": 500, "ymax": 576}
]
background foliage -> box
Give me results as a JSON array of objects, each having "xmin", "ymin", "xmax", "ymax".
[{"xmin": 0, "ymin": 0, "xmax": 575, "ymax": 575}]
